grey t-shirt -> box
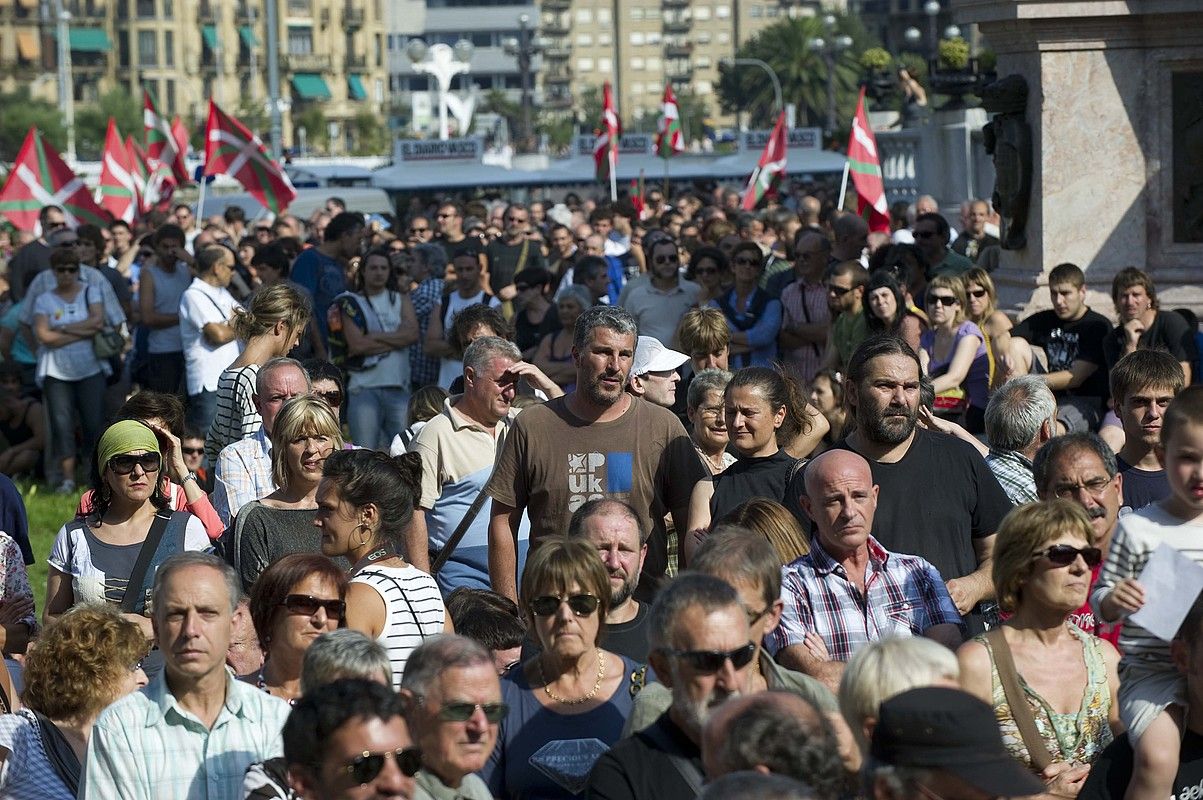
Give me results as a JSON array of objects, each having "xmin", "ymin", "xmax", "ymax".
[{"xmin": 226, "ymin": 503, "xmax": 349, "ymax": 591}]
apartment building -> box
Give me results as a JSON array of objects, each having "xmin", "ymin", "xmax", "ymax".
[{"xmin": 0, "ymin": 0, "xmax": 388, "ymax": 154}]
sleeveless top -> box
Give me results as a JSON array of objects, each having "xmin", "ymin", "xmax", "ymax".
[
  {"xmin": 351, "ymin": 564, "xmax": 445, "ymax": 689},
  {"xmin": 0, "ymin": 399, "xmax": 35, "ymax": 446},
  {"xmin": 977, "ymin": 623, "xmax": 1113, "ymax": 768},
  {"xmin": 146, "ymin": 262, "xmax": 192, "ymax": 353}
]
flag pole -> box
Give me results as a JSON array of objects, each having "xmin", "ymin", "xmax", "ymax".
[
  {"xmin": 196, "ymin": 165, "xmax": 208, "ymax": 219},
  {"xmin": 608, "ymin": 145, "xmax": 617, "ymax": 202},
  {"xmin": 836, "ymin": 159, "xmax": 851, "ymax": 211}
]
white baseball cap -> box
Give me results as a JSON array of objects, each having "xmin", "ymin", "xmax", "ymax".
[{"xmin": 630, "ymin": 335, "xmax": 689, "ymax": 380}]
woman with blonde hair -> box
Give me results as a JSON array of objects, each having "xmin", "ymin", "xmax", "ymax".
[
  {"xmin": 958, "ymin": 500, "xmax": 1121, "ymax": 775},
  {"xmin": 963, "ymin": 266, "xmax": 1012, "ymax": 389},
  {"xmin": 205, "ymin": 282, "xmax": 312, "ymax": 466},
  {"xmin": 223, "ymin": 396, "xmax": 344, "ymax": 590},
  {"xmin": 920, "ymin": 273, "xmax": 992, "ymax": 433},
  {"xmin": 718, "ymin": 497, "xmax": 809, "ymax": 564},
  {"xmin": 0, "ymin": 605, "xmax": 148, "ymax": 798}
]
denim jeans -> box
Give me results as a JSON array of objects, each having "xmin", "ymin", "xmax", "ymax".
[
  {"xmin": 348, "ymin": 386, "xmax": 409, "ymax": 450},
  {"xmin": 43, "ymin": 373, "xmax": 106, "ymax": 470},
  {"xmin": 187, "ymin": 390, "xmax": 219, "ymax": 436}
]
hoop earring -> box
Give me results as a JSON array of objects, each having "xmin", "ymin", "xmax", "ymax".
[{"xmin": 353, "ymin": 524, "xmax": 373, "ymax": 549}]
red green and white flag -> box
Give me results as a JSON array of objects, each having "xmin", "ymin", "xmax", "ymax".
[
  {"xmin": 740, "ymin": 111, "xmax": 787, "ymax": 211},
  {"xmin": 847, "ymin": 87, "xmax": 890, "ymax": 233},
  {"xmin": 593, "ymin": 82, "xmax": 621, "ymax": 183},
  {"xmin": 126, "ymin": 135, "xmax": 151, "ymax": 213},
  {"xmin": 204, "ymin": 100, "xmax": 296, "ymax": 214},
  {"xmin": 171, "ymin": 116, "xmax": 190, "ymax": 168},
  {"xmin": 98, "ymin": 118, "xmax": 138, "ymax": 224},
  {"xmin": 655, "ymin": 83, "xmax": 685, "ymax": 158},
  {"xmin": 0, "ymin": 127, "xmax": 109, "ymax": 231},
  {"xmin": 144, "ymin": 89, "xmax": 188, "ymax": 186}
]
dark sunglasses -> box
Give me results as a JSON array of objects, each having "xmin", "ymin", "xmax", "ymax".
[
  {"xmin": 339, "ymin": 746, "xmax": 423, "ymax": 784},
  {"xmin": 653, "ymin": 255, "xmax": 678, "ymax": 265},
  {"xmin": 436, "ymin": 701, "xmax": 509, "ymax": 722},
  {"xmin": 967, "ymin": 288, "xmax": 988, "ymax": 299},
  {"xmin": 694, "ymin": 267, "xmax": 718, "ymax": 276},
  {"xmin": 1033, "ymin": 544, "xmax": 1103, "ymax": 568},
  {"xmin": 914, "ymin": 230, "xmax": 939, "ymax": 239},
  {"xmin": 530, "ymin": 593, "xmax": 600, "ymax": 617},
  {"xmin": 827, "ymin": 284, "xmax": 853, "ymax": 296},
  {"xmin": 55, "ymin": 265, "xmax": 80, "ymax": 273},
  {"xmin": 666, "ymin": 641, "xmax": 757, "ymax": 673},
  {"xmin": 181, "ymin": 447, "xmax": 205, "ymax": 456},
  {"xmin": 316, "ymin": 389, "xmax": 343, "ymax": 407},
  {"xmin": 109, "ymin": 452, "xmax": 162, "ymax": 475},
  {"xmin": 928, "ymin": 294, "xmax": 959, "ymax": 307},
  {"xmin": 409, "ymin": 227, "xmax": 429, "ymax": 234},
  {"xmin": 280, "ymin": 594, "xmax": 346, "ymax": 620},
  {"xmin": 732, "ymin": 257, "xmax": 760, "ymax": 267}
]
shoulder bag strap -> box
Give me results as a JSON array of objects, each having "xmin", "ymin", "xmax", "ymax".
[
  {"xmin": 119, "ymin": 510, "xmax": 172, "ymax": 613},
  {"xmin": 32, "ymin": 710, "xmax": 82, "ymax": 796},
  {"xmin": 984, "ymin": 628, "xmax": 1056, "ymax": 770},
  {"xmin": 430, "ymin": 484, "xmax": 491, "ymax": 576},
  {"xmin": 637, "ymin": 721, "xmax": 704, "ymax": 795}
]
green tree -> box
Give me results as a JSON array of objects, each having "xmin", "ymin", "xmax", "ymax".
[
  {"xmin": 717, "ymin": 14, "xmax": 874, "ymax": 133},
  {"xmin": 237, "ymin": 97, "xmax": 269, "ymax": 139},
  {"xmin": 293, "ymin": 106, "xmax": 327, "ymax": 154},
  {"xmin": 75, "ymin": 87, "xmax": 143, "ymax": 160},
  {"xmin": 674, "ymin": 88, "xmax": 710, "ymax": 146},
  {"xmin": 350, "ymin": 110, "xmax": 387, "ymax": 156},
  {"xmin": 577, "ymin": 85, "xmax": 602, "ymax": 132},
  {"xmin": 0, "ymin": 89, "xmax": 65, "ymax": 162}
]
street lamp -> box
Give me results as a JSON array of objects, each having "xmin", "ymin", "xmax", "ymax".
[
  {"xmin": 924, "ymin": 0, "xmax": 941, "ymax": 58},
  {"xmin": 807, "ymin": 16, "xmax": 852, "ymax": 139},
  {"xmin": 944, "ymin": 24, "xmax": 961, "ymax": 39},
  {"xmin": 903, "ymin": 26, "xmax": 922, "ymax": 50},
  {"xmin": 721, "ymin": 57, "xmax": 782, "ymax": 119},
  {"xmin": 52, "ymin": 0, "xmax": 75, "ymax": 162},
  {"xmin": 407, "ymin": 37, "xmax": 474, "ymax": 140},
  {"xmin": 503, "ymin": 13, "xmax": 543, "ymax": 152}
]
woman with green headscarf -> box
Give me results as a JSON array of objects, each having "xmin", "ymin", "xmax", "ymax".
[{"xmin": 43, "ymin": 420, "xmax": 210, "ymax": 678}]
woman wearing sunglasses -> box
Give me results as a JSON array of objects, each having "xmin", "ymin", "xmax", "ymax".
[
  {"xmin": 957, "ymin": 500, "xmax": 1122, "ymax": 776},
  {"xmin": 709, "ymin": 241, "xmax": 782, "ymax": 369},
  {"xmin": 44, "ymin": 420, "xmax": 210, "ymax": 678},
  {"xmin": 224, "ymin": 396, "xmax": 343, "ymax": 591},
  {"xmin": 32, "ymin": 247, "xmax": 109, "ymax": 494},
  {"xmin": 920, "ymin": 273, "xmax": 991, "ymax": 434},
  {"xmin": 963, "ymin": 267, "xmax": 1014, "ymax": 391},
  {"xmin": 245, "ymin": 553, "xmax": 347, "ymax": 704},
  {"xmin": 685, "ymin": 246, "xmax": 731, "ymax": 307},
  {"xmin": 483, "ymin": 537, "xmax": 645, "ymax": 800}
]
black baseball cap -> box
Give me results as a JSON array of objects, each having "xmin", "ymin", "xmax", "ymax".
[{"xmin": 871, "ymin": 687, "xmax": 1045, "ymax": 797}]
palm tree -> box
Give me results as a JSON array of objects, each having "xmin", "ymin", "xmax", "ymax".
[{"xmin": 717, "ymin": 14, "xmax": 869, "ymax": 133}]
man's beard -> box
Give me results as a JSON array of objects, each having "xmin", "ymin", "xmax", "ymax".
[
  {"xmin": 863, "ymin": 402, "xmax": 918, "ymax": 445},
  {"xmin": 581, "ymin": 371, "xmax": 623, "ymax": 407},
  {"xmin": 671, "ymin": 672, "xmax": 740, "ymax": 737},
  {"xmin": 610, "ymin": 572, "xmax": 639, "ymax": 608}
]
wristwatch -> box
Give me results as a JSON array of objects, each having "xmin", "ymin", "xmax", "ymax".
[{"xmin": 181, "ymin": 471, "xmax": 199, "ymax": 485}]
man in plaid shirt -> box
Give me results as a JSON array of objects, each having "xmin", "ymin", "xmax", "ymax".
[{"xmin": 767, "ymin": 449, "xmax": 963, "ymax": 693}]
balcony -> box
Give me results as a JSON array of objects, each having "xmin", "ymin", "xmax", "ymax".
[
  {"xmin": 542, "ymin": 0, "xmax": 570, "ymax": 9},
  {"xmin": 236, "ymin": 2, "xmax": 254, "ymax": 20},
  {"xmin": 662, "ymin": 0, "xmax": 689, "ymax": 6},
  {"xmin": 346, "ymin": 53, "xmax": 366, "ymax": 69},
  {"xmin": 667, "ymin": 65, "xmax": 693, "ymax": 82},
  {"xmin": 344, "ymin": 4, "xmax": 364, "ymax": 27},
  {"xmin": 282, "ymin": 52, "xmax": 332, "ymax": 71},
  {"xmin": 663, "ymin": 17, "xmax": 691, "ymax": 32},
  {"xmin": 544, "ymin": 67, "xmax": 571, "ymax": 84},
  {"xmin": 664, "ymin": 41, "xmax": 692, "ymax": 57},
  {"xmin": 545, "ymin": 92, "xmax": 572, "ymax": 109},
  {"xmin": 544, "ymin": 45, "xmax": 570, "ymax": 60},
  {"xmin": 542, "ymin": 19, "xmax": 569, "ymax": 36}
]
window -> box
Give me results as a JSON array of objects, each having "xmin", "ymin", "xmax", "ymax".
[
  {"xmin": 138, "ymin": 29, "xmax": 156, "ymax": 65},
  {"xmin": 118, "ymin": 30, "xmax": 130, "ymax": 66},
  {"xmin": 576, "ymin": 57, "xmax": 593, "ymax": 71},
  {"xmin": 694, "ymin": 6, "xmax": 711, "ymax": 19},
  {"xmin": 631, "ymin": 57, "xmax": 645, "ymax": 70},
  {"xmin": 135, "ymin": 0, "xmax": 153, "ymax": 17},
  {"xmin": 697, "ymin": 31, "xmax": 711, "ymax": 43},
  {"xmin": 288, "ymin": 26, "xmax": 313, "ymax": 54},
  {"xmin": 696, "ymin": 80, "xmax": 712, "ymax": 93},
  {"xmin": 165, "ymin": 78, "xmax": 175, "ymax": 113},
  {"xmin": 750, "ymin": 5, "xmax": 762, "ymax": 16},
  {"xmin": 645, "ymin": 7, "xmax": 661, "ymax": 19},
  {"xmin": 164, "ymin": 30, "xmax": 174, "ymax": 66},
  {"xmin": 162, "ymin": 0, "xmax": 171, "ymax": 15},
  {"xmin": 717, "ymin": 31, "xmax": 730, "ymax": 43},
  {"xmin": 646, "ymin": 56, "xmax": 661, "ymax": 70},
  {"xmin": 647, "ymin": 31, "xmax": 661, "ymax": 44},
  {"xmin": 630, "ymin": 7, "xmax": 642, "ymax": 19},
  {"xmin": 576, "ymin": 33, "xmax": 592, "ymax": 46},
  {"xmin": 631, "ymin": 82, "xmax": 642, "ymax": 94},
  {"xmin": 696, "ymin": 56, "xmax": 711, "ymax": 68},
  {"xmin": 575, "ymin": 9, "xmax": 591, "ymax": 22},
  {"xmin": 408, "ymin": 75, "xmax": 429, "ymax": 91},
  {"xmin": 596, "ymin": 8, "xmax": 610, "ymax": 22},
  {"xmin": 598, "ymin": 57, "xmax": 611, "ymax": 72},
  {"xmin": 716, "ymin": 4, "xmax": 731, "ymax": 17},
  {"xmin": 630, "ymin": 32, "xmax": 644, "ymax": 45},
  {"xmin": 375, "ymin": 78, "xmax": 384, "ymax": 102},
  {"xmin": 598, "ymin": 33, "xmax": 612, "ymax": 45},
  {"xmin": 287, "ymin": 0, "xmax": 310, "ymax": 14}
]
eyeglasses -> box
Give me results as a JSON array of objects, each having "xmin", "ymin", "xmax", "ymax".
[
  {"xmin": 530, "ymin": 593, "xmax": 600, "ymax": 617},
  {"xmin": 697, "ymin": 404, "xmax": 724, "ymax": 418},
  {"xmin": 506, "ymin": 216, "xmax": 529, "ymax": 223},
  {"xmin": 913, "ymin": 230, "xmax": 939, "ymax": 239},
  {"xmin": 56, "ymin": 239, "xmax": 80, "ymax": 248},
  {"xmin": 338, "ymin": 746, "xmax": 423, "ymax": 785},
  {"xmin": 693, "ymin": 267, "xmax": 718, "ymax": 276},
  {"xmin": 130, "ymin": 658, "xmax": 145, "ymax": 672},
  {"xmin": 1032, "ymin": 544, "xmax": 1103, "ymax": 568},
  {"xmin": 1052, "ymin": 477, "xmax": 1112, "ymax": 499},
  {"xmin": 653, "ymin": 255, "xmax": 679, "ymax": 265},
  {"xmin": 55, "ymin": 265, "xmax": 80, "ymax": 274},
  {"xmin": 665, "ymin": 641, "xmax": 757, "ymax": 673},
  {"xmin": 109, "ymin": 452, "xmax": 162, "ymax": 475},
  {"xmin": 514, "ymin": 284, "xmax": 533, "ymax": 292},
  {"xmin": 181, "ymin": 447, "xmax": 205, "ymax": 456},
  {"xmin": 928, "ymin": 294, "xmax": 959, "ymax": 307},
  {"xmin": 433, "ymin": 701, "xmax": 509, "ymax": 723},
  {"xmin": 827, "ymin": 284, "xmax": 853, "ymax": 296},
  {"xmin": 316, "ymin": 389, "xmax": 343, "ymax": 408},
  {"xmin": 733, "ymin": 257, "xmax": 760, "ymax": 267},
  {"xmin": 967, "ymin": 288, "xmax": 988, "ymax": 299},
  {"xmin": 279, "ymin": 594, "xmax": 346, "ymax": 620},
  {"xmin": 409, "ymin": 227, "xmax": 429, "ymax": 234}
]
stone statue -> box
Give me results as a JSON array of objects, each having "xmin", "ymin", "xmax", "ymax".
[{"xmin": 981, "ymin": 75, "xmax": 1032, "ymax": 250}]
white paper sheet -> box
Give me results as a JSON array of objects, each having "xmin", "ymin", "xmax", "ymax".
[{"xmin": 1129, "ymin": 542, "xmax": 1203, "ymax": 641}]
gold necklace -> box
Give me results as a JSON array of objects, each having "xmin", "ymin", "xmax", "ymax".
[{"xmin": 539, "ymin": 650, "xmax": 605, "ymax": 705}]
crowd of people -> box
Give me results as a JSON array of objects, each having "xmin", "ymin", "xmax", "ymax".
[{"xmin": 0, "ymin": 183, "xmax": 1199, "ymax": 800}]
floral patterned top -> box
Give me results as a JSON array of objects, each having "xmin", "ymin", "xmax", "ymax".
[
  {"xmin": 0, "ymin": 531, "xmax": 36, "ymax": 632},
  {"xmin": 977, "ymin": 623, "xmax": 1113, "ymax": 769}
]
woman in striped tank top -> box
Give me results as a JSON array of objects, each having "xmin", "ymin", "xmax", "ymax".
[{"xmin": 316, "ymin": 448, "xmax": 449, "ymax": 689}]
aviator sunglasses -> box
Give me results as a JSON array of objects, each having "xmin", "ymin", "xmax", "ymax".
[
  {"xmin": 664, "ymin": 641, "xmax": 758, "ymax": 673},
  {"xmin": 530, "ymin": 594, "xmax": 600, "ymax": 617},
  {"xmin": 339, "ymin": 746, "xmax": 423, "ymax": 784}
]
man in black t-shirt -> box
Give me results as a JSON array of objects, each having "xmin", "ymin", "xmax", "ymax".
[
  {"xmin": 1079, "ymin": 593, "xmax": 1203, "ymax": 800},
  {"xmin": 1010, "ymin": 263, "xmax": 1113, "ymax": 431},
  {"xmin": 485, "ymin": 203, "xmax": 547, "ymax": 299},
  {"xmin": 833, "ymin": 335, "xmax": 1012, "ymax": 634},
  {"xmin": 435, "ymin": 200, "xmax": 486, "ymax": 272},
  {"xmin": 1102, "ymin": 267, "xmax": 1196, "ymax": 382}
]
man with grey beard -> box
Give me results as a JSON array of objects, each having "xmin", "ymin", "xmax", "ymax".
[
  {"xmin": 568, "ymin": 498, "xmax": 650, "ymax": 662},
  {"xmin": 585, "ymin": 574, "xmax": 756, "ymax": 800},
  {"xmin": 831, "ymin": 334, "xmax": 1012, "ymax": 635}
]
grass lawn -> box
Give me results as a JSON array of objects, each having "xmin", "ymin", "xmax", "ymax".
[{"xmin": 14, "ymin": 480, "xmax": 81, "ymax": 616}]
